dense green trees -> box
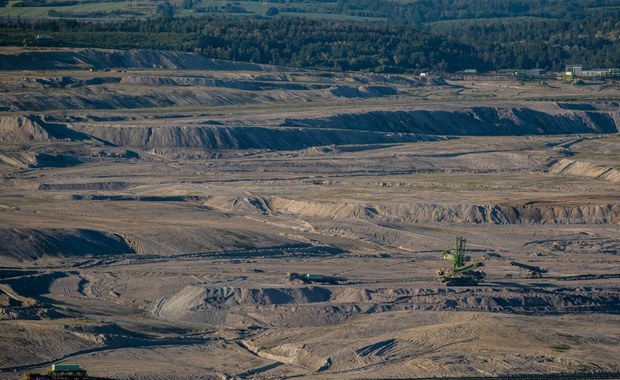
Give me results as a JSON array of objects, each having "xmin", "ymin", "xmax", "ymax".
[
  {"xmin": 0, "ymin": 0, "xmax": 618, "ymax": 72},
  {"xmin": 155, "ymin": 1, "xmax": 174, "ymax": 18},
  {"xmin": 0, "ymin": 16, "xmax": 482, "ymax": 72},
  {"xmin": 265, "ymin": 7, "xmax": 280, "ymax": 16},
  {"xmin": 431, "ymin": 16, "xmax": 620, "ymax": 71},
  {"xmin": 326, "ymin": 0, "xmax": 620, "ymax": 26}
]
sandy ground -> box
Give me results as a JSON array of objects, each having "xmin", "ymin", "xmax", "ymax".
[{"xmin": 0, "ymin": 48, "xmax": 619, "ymax": 379}]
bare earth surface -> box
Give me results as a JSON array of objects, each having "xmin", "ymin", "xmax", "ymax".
[{"xmin": 0, "ymin": 48, "xmax": 619, "ymax": 380}]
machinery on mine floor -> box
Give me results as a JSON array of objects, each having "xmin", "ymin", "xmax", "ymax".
[
  {"xmin": 436, "ymin": 236, "xmax": 485, "ymax": 286},
  {"xmin": 510, "ymin": 261, "xmax": 548, "ymax": 278},
  {"xmin": 25, "ymin": 364, "xmax": 87, "ymax": 380},
  {"xmin": 288, "ymin": 272, "xmax": 347, "ymax": 284}
]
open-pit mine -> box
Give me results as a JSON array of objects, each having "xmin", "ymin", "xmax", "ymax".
[{"xmin": 0, "ymin": 48, "xmax": 619, "ymax": 380}]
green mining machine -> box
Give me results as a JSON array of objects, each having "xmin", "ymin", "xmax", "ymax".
[{"xmin": 436, "ymin": 236, "xmax": 485, "ymax": 286}]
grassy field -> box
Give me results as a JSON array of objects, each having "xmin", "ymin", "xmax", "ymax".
[
  {"xmin": 188, "ymin": 0, "xmax": 384, "ymax": 21},
  {"xmin": 0, "ymin": 0, "xmax": 131, "ymax": 17},
  {"xmin": 0, "ymin": 0, "xmax": 385, "ymax": 21}
]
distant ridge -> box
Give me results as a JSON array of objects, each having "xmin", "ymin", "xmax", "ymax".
[{"xmin": 0, "ymin": 48, "xmax": 293, "ymax": 72}]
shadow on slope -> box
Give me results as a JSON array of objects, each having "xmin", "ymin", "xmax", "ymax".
[{"xmin": 0, "ymin": 228, "xmax": 134, "ymax": 261}]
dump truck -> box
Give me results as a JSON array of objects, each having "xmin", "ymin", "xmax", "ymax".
[
  {"xmin": 288, "ymin": 272, "xmax": 347, "ymax": 284},
  {"xmin": 436, "ymin": 236, "xmax": 485, "ymax": 286}
]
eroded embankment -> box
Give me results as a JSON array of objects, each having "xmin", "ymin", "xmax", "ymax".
[
  {"xmin": 0, "ymin": 115, "xmax": 52, "ymax": 142},
  {"xmin": 0, "ymin": 228, "xmax": 134, "ymax": 261},
  {"xmin": 1, "ymin": 107, "xmax": 618, "ymax": 150},
  {"xmin": 283, "ymin": 107, "xmax": 619, "ymax": 135},
  {"xmin": 155, "ymin": 285, "xmax": 620, "ymax": 328},
  {"xmin": 0, "ymin": 225, "xmax": 296, "ymax": 260},
  {"xmin": 208, "ymin": 196, "xmax": 620, "ymax": 225},
  {"xmin": 550, "ymin": 159, "xmax": 620, "ymax": 183},
  {"xmin": 119, "ymin": 75, "xmax": 317, "ymax": 91},
  {"xmin": 6, "ymin": 87, "xmax": 279, "ymax": 112},
  {"xmin": 0, "ymin": 115, "xmax": 95, "ymax": 142},
  {"xmin": 0, "ymin": 115, "xmax": 427, "ymax": 150},
  {"xmin": 72, "ymin": 124, "xmax": 429, "ymax": 150},
  {"xmin": 0, "ymin": 48, "xmax": 280, "ymax": 71}
]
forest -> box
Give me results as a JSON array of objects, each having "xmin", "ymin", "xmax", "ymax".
[
  {"xmin": 333, "ymin": 0, "xmax": 620, "ymax": 26},
  {"xmin": 0, "ymin": 0, "xmax": 618, "ymax": 73}
]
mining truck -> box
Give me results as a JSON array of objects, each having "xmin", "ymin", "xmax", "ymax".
[
  {"xmin": 288, "ymin": 272, "xmax": 347, "ymax": 284},
  {"xmin": 436, "ymin": 236, "xmax": 485, "ymax": 286}
]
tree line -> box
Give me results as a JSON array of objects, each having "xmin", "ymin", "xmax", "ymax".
[
  {"xmin": 0, "ymin": 16, "xmax": 480, "ymax": 72},
  {"xmin": 0, "ymin": 13, "xmax": 617, "ymax": 72},
  {"xmin": 431, "ymin": 16, "xmax": 620, "ymax": 71},
  {"xmin": 327, "ymin": 0, "xmax": 620, "ymax": 26}
]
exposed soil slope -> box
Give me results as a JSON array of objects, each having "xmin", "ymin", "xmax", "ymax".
[
  {"xmin": 0, "ymin": 116, "xmax": 50, "ymax": 143},
  {"xmin": 550, "ymin": 159, "xmax": 620, "ymax": 183},
  {"xmin": 72, "ymin": 124, "xmax": 430, "ymax": 150},
  {"xmin": 156, "ymin": 284, "xmax": 620, "ymax": 329},
  {"xmin": 0, "ymin": 228, "xmax": 134, "ymax": 260},
  {"xmin": 283, "ymin": 108, "xmax": 619, "ymax": 135},
  {"xmin": 0, "ymin": 48, "xmax": 280, "ymax": 71},
  {"xmin": 3, "ymin": 110, "xmax": 617, "ymax": 151},
  {"xmin": 208, "ymin": 196, "xmax": 620, "ymax": 225}
]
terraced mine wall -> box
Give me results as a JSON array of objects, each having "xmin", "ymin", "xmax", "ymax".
[
  {"xmin": 2, "ymin": 106, "xmax": 618, "ymax": 151},
  {"xmin": 286, "ymin": 198, "xmax": 620, "ymax": 224},
  {"xmin": 210, "ymin": 196, "xmax": 620, "ymax": 225},
  {"xmin": 76, "ymin": 108, "xmax": 618, "ymax": 150},
  {"xmin": 0, "ymin": 228, "xmax": 134, "ymax": 261},
  {"xmin": 0, "ymin": 49, "xmax": 279, "ymax": 71},
  {"xmin": 72, "ymin": 124, "xmax": 435, "ymax": 150},
  {"xmin": 282, "ymin": 108, "xmax": 619, "ymax": 136}
]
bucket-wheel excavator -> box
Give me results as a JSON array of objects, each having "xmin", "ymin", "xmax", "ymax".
[{"xmin": 436, "ymin": 236, "xmax": 485, "ymax": 286}]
